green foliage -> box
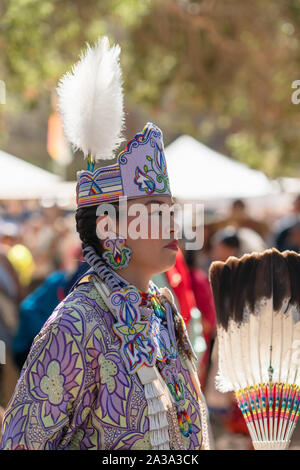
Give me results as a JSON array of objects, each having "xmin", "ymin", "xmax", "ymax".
[{"xmin": 1, "ymin": 0, "xmax": 300, "ymax": 177}]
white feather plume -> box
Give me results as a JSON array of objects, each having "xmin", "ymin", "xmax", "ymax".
[{"xmin": 56, "ymin": 36, "xmax": 125, "ymax": 161}]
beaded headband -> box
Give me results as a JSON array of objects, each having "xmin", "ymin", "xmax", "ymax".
[{"xmin": 76, "ymin": 122, "xmax": 171, "ymax": 208}]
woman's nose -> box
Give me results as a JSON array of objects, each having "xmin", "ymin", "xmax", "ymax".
[{"xmin": 163, "ymin": 212, "xmax": 179, "ymax": 239}]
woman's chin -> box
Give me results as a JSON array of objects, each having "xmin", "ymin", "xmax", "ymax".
[{"xmin": 157, "ymin": 251, "xmax": 178, "ymax": 272}]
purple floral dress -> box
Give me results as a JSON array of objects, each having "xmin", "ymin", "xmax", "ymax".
[{"xmin": 0, "ymin": 281, "xmax": 204, "ymax": 450}]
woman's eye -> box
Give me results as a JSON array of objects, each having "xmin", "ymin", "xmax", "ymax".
[
  {"xmin": 149, "ymin": 208, "xmax": 175, "ymax": 217},
  {"xmin": 149, "ymin": 211, "xmax": 163, "ymax": 216}
]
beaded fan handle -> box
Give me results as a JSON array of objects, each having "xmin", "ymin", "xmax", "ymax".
[{"xmin": 236, "ymin": 383, "xmax": 300, "ymax": 449}]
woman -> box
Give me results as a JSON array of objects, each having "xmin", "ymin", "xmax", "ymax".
[{"xmin": 0, "ymin": 38, "xmax": 210, "ymax": 450}]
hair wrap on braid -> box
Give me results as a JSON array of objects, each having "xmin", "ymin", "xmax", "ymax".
[
  {"xmin": 76, "ymin": 205, "xmax": 103, "ymax": 257},
  {"xmin": 75, "ymin": 203, "xmax": 119, "ymax": 257}
]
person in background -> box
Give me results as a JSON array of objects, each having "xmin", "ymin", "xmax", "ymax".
[
  {"xmin": 153, "ymin": 249, "xmax": 208, "ymax": 381},
  {"xmin": 210, "ymin": 225, "xmax": 266, "ymax": 262},
  {"xmin": 184, "ymin": 249, "xmax": 216, "ymax": 390},
  {"xmin": 274, "ymin": 194, "xmax": 300, "ymax": 252},
  {"xmin": 220, "ymin": 199, "xmax": 270, "ymax": 240},
  {"xmin": 0, "ymin": 288, "xmax": 19, "ymax": 412},
  {"xmin": 0, "ymin": 248, "xmax": 23, "ymax": 304},
  {"xmin": 0, "ymin": 220, "xmax": 34, "ymax": 294},
  {"xmin": 0, "ymin": 406, "xmax": 4, "ymax": 438},
  {"xmin": 0, "ymin": 223, "xmax": 23, "ymax": 410}
]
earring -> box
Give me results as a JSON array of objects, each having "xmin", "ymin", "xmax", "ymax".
[{"xmin": 101, "ymin": 236, "xmax": 132, "ymax": 269}]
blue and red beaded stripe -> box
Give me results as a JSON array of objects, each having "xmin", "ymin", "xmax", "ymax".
[{"xmin": 77, "ymin": 165, "xmax": 124, "ymax": 207}]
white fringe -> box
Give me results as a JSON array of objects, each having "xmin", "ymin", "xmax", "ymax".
[
  {"xmin": 147, "ymin": 397, "xmax": 167, "ymax": 414},
  {"xmin": 144, "ymin": 381, "xmax": 171, "ymax": 450},
  {"xmin": 157, "ymin": 442, "xmax": 170, "ymax": 450},
  {"xmin": 149, "ymin": 427, "xmax": 170, "ymax": 447},
  {"xmin": 149, "ymin": 412, "xmax": 169, "ymax": 430},
  {"xmin": 144, "ymin": 379, "xmax": 166, "ymax": 399}
]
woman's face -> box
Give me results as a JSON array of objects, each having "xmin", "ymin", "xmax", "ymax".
[
  {"xmin": 97, "ymin": 195, "xmax": 179, "ymax": 276},
  {"xmin": 211, "ymin": 241, "xmax": 238, "ymax": 262},
  {"xmin": 126, "ymin": 195, "xmax": 179, "ymax": 275}
]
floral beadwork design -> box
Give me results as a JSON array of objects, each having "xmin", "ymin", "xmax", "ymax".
[
  {"xmin": 134, "ymin": 144, "xmax": 170, "ymax": 194},
  {"xmin": 110, "ymin": 287, "xmax": 156, "ymax": 374},
  {"xmin": 101, "ymin": 237, "xmax": 132, "ymax": 270}
]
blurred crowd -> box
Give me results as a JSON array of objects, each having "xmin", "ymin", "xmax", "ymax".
[{"xmin": 1, "ymin": 194, "xmax": 300, "ymax": 448}]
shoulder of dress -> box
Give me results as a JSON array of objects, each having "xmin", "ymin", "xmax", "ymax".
[
  {"xmin": 65, "ymin": 276, "xmax": 99, "ymax": 300},
  {"xmin": 40, "ymin": 278, "xmax": 108, "ymax": 328},
  {"xmin": 158, "ymin": 285, "xmax": 175, "ymax": 305},
  {"xmin": 158, "ymin": 286, "xmax": 188, "ymax": 331},
  {"xmin": 31, "ymin": 278, "xmax": 111, "ymax": 350},
  {"xmin": 75, "ymin": 273, "xmax": 95, "ymax": 286}
]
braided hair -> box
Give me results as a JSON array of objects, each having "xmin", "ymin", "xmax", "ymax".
[{"xmin": 75, "ymin": 203, "xmax": 119, "ymax": 257}]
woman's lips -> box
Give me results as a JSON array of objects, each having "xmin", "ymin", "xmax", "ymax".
[{"xmin": 164, "ymin": 241, "xmax": 179, "ymax": 251}]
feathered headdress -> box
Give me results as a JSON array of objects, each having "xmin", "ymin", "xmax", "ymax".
[
  {"xmin": 209, "ymin": 248, "xmax": 300, "ymax": 450},
  {"xmin": 56, "ymin": 36, "xmax": 171, "ymax": 208},
  {"xmin": 56, "ymin": 36, "xmax": 125, "ymax": 165}
]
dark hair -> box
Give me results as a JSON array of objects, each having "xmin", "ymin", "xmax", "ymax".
[
  {"xmin": 76, "ymin": 205, "xmax": 101, "ymax": 256},
  {"xmin": 221, "ymin": 234, "xmax": 240, "ymax": 249},
  {"xmin": 75, "ymin": 203, "xmax": 120, "ymax": 258},
  {"xmin": 232, "ymin": 199, "xmax": 245, "ymax": 210},
  {"xmin": 212, "ymin": 227, "xmax": 240, "ymax": 250},
  {"xmin": 185, "ymin": 250, "xmax": 197, "ymax": 268}
]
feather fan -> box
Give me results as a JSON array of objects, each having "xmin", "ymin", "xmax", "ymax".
[
  {"xmin": 56, "ymin": 36, "xmax": 124, "ymax": 161},
  {"xmin": 209, "ymin": 248, "xmax": 300, "ymax": 450}
]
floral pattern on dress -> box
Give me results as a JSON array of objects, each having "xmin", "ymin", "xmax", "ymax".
[
  {"xmin": 87, "ymin": 333, "xmax": 130, "ymax": 426},
  {"xmin": 0, "ymin": 281, "xmax": 205, "ymax": 450},
  {"xmin": 27, "ymin": 329, "xmax": 84, "ymax": 427},
  {"xmin": 1, "ymin": 406, "xmax": 27, "ymax": 450}
]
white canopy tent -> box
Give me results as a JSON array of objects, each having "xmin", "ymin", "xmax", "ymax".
[
  {"xmin": 0, "ymin": 136, "xmax": 278, "ymax": 206},
  {"xmin": 0, "ymin": 150, "xmax": 61, "ymax": 199},
  {"xmin": 165, "ymin": 135, "xmax": 275, "ymax": 200}
]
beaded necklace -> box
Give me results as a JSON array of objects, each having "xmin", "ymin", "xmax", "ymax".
[{"xmin": 139, "ymin": 286, "xmax": 193, "ymax": 439}]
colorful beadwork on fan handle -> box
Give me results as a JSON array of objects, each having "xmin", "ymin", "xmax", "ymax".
[
  {"xmin": 294, "ymin": 390, "xmax": 300, "ymax": 423},
  {"xmin": 236, "ymin": 382, "xmax": 300, "ymax": 445},
  {"xmin": 280, "ymin": 384, "xmax": 289, "ymax": 420},
  {"xmin": 285, "ymin": 385, "xmax": 295, "ymax": 418},
  {"xmin": 274, "ymin": 383, "xmax": 282, "ymax": 419},
  {"xmin": 259, "ymin": 383, "xmax": 267, "ymax": 419},
  {"xmin": 267, "ymin": 384, "xmax": 274, "ymax": 418},
  {"xmin": 247, "ymin": 387, "xmax": 258, "ymax": 421},
  {"xmin": 253, "ymin": 385, "xmax": 262, "ymax": 420},
  {"xmin": 238, "ymin": 389, "xmax": 254, "ymax": 424},
  {"xmin": 291, "ymin": 388, "xmax": 300, "ymax": 420},
  {"xmin": 177, "ymin": 409, "xmax": 193, "ymax": 438},
  {"xmin": 236, "ymin": 391, "xmax": 249, "ymax": 424}
]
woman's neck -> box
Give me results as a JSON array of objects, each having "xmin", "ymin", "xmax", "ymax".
[{"xmin": 119, "ymin": 263, "xmax": 152, "ymax": 292}]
